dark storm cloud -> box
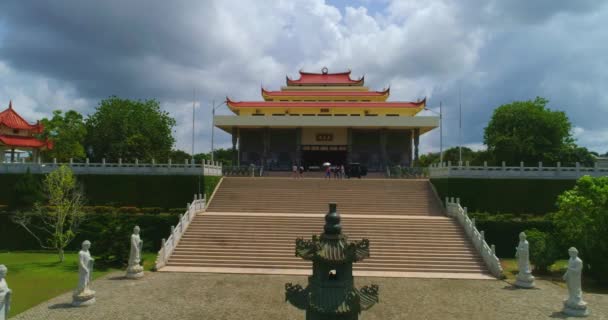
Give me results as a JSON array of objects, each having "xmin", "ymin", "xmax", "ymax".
[{"xmin": 0, "ymin": 1, "xmax": 224, "ymax": 100}]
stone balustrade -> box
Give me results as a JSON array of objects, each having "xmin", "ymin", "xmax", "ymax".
[
  {"xmin": 155, "ymin": 194, "xmax": 206, "ymax": 270},
  {"xmin": 445, "ymin": 197, "xmax": 503, "ymax": 278},
  {"xmin": 0, "ymin": 159, "xmax": 223, "ymax": 176},
  {"xmin": 429, "ymin": 161, "xmax": 608, "ymax": 179}
]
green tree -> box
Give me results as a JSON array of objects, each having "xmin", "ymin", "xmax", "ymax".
[
  {"xmin": 483, "ymin": 97, "xmax": 593, "ymax": 165},
  {"xmin": 169, "ymin": 149, "xmax": 192, "ymax": 163},
  {"xmin": 40, "ymin": 110, "xmax": 87, "ymax": 162},
  {"xmin": 552, "ymin": 176, "xmax": 608, "ymax": 283},
  {"xmin": 12, "ymin": 165, "xmax": 86, "ymax": 262},
  {"xmin": 85, "ymin": 97, "xmax": 176, "ymax": 162},
  {"xmin": 523, "ymin": 229, "xmax": 559, "ymax": 274},
  {"xmin": 418, "ymin": 147, "xmax": 490, "ymax": 167}
]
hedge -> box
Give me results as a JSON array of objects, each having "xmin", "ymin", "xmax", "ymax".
[
  {"xmin": 0, "ymin": 212, "xmax": 178, "ymax": 252},
  {"xmin": 0, "ymin": 173, "xmax": 221, "ymax": 209},
  {"xmin": 431, "ymin": 178, "xmax": 576, "ymax": 214},
  {"xmin": 475, "ymin": 220, "xmax": 556, "ymax": 258}
]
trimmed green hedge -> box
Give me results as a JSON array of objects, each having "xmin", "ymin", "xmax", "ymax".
[
  {"xmin": 474, "ymin": 219, "xmax": 556, "ymax": 258},
  {"xmin": 431, "ymin": 178, "xmax": 576, "ymax": 214},
  {"xmin": 0, "ymin": 212, "xmax": 178, "ymax": 252},
  {"xmin": 0, "ymin": 174, "xmax": 221, "ymax": 209}
]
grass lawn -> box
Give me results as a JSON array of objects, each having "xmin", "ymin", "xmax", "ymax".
[
  {"xmin": 0, "ymin": 251, "xmax": 157, "ymax": 317},
  {"xmin": 501, "ymin": 258, "xmax": 607, "ymax": 294}
]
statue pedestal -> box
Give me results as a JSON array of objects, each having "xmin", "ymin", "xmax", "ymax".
[
  {"xmin": 72, "ymin": 289, "xmax": 96, "ymax": 307},
  {"xmin": 514, "ymin": 272, "xmax": 535, "ymax": 288},
  {"xmin": 563, "ymin": 299, "xmax": 589, "ymax": 317},
  {"xmin": 126, "ymin": 265, "xmax": 144, "ymax": 279}
]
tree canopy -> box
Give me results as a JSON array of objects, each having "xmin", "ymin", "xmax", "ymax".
[
  {"xmin": 85, "ymin": 97, "xmax": 176, "ymax": 162},
  {"xmin": 483, "ymin": 97, "xmax": 594, "ymax": 165},
  {"xmin": 418, "ymin": 147, "xmax": 490, "ymax": 167},
  {"xmin": 40, "ymin": 110, "xmax": 87, "ymax": 162}
]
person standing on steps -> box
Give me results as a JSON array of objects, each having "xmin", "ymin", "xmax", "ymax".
[
  {"xmin": 292, "ymin": 163, "xmax": 298, "ymax": 179},
  {"xmin": 340, "ymin": 164, "xmax": 345, "ymax": 180},
  {"xmin": 325, "ymin": 164, "xmax": 331, "ymax": 180},
  {"xmin": 298, "ymin": 165, "xmax": 304, "ymax": 179}
]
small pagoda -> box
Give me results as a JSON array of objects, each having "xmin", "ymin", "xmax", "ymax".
[
  {"xmin": 285, "ymin": 203, "xmax": 379, "ymax": 320},
  {"xmin": 0, "ymin": 101, "xmax": 52, "ymax": 162}
]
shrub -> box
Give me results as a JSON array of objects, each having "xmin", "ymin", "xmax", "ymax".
[
  {"xmin": 468, "ymin": 212, "xmax": 555, "ymax": 258},
  {"xmin": 168, "ymin": 208, "xmax": 186, "ymax": 215},
  {"xmin": 553, "ymin": 176, "xmax": 608, "ymax": 283},
  {"xmin": 94, "ymin": 212, "xmax": 134, "ymax": 267},
  {"xmin": 523, "ymin": 228, "xmax": 559, "ymax": 274},
  {"xmin": 141, "ymin": 207, "xmax": 163, "ymax": 215},
  {"xmin": 118, "ymin": 206, "xmax": 141, "ymax": 214}
]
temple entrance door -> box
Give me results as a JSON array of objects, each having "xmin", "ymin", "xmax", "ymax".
[{"xmin": 300, "ymin": 145, "xmax": 348, "ymax": 169}]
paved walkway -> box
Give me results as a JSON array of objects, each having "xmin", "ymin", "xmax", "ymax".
[{"xmin": 13, "ymin": 272, "xmax": 608, "ymax": 320}]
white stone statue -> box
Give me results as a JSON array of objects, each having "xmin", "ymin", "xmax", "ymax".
[
  {"xmin": 126, "ymin": 225, "xmax": 144, "ymax": 279},
  {"xmin": 562, "ymin": 247, "xmax": 589, "ymax": 317},
  {"xmin": 0, "ymin": 265, "xmax": 11, "ymax": 320},
  {"xmin": 514, "ymin": 232, "xmax": 535, "ymax": 288},
  {"xmin": 72, "ymin": 240, "xmax": 96, "ymax": 307}
]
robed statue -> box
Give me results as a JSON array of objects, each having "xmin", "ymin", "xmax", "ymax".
[
  {"xmin": 72, "ymin": 240, "xmax": 96, "ymax": 306},
  {"xmin": 0, "ymin": 265, "xmax": 11, "ymax": 320},
  {"xmin": 514, "ymin": 232, "xmax": 535, "ymax": 288},
  {"xmin": 126, "ymin": 225, "xmax": 145, "ymax": 279},
  {"xmin": 562, "ymin": 247, "xmax": 589, "ymax": 317}
]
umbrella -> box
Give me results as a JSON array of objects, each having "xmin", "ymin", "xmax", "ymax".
[{"xmin": 323, "ymin": 162, "xmax": 331, "ymax": 167}]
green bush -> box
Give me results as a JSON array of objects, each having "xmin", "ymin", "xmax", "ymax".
[
  {"xmin": 468, "ymin": 213, "xmax": 556, "ymax": 258},
  {"xmin": 553, "ymin": 176, "xmax": 608, "ymax": 283},
  {"xmin": 432, "ymin": 178, "xmax": 576, "ymax": 214},
  {"xmin": 523, "ymin": 228, "xmax": 559, "ymax": 274},
  {"xmin": 94, "ymin": 212, "xmax": 134, "ymax": 267}
]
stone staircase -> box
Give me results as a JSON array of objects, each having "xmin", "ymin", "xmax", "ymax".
[{"xmin": 162, "ymin": 177, "xmax": 492, "ymax": 279}]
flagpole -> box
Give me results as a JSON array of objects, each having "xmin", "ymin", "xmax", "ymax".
[{"xmin": 459, "ymin": 84, "xmax": 462, "ymax": 164}]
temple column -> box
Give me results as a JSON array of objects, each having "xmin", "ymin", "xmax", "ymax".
[
  {"xmin": 10, "ymin": 148, "xmax": 15, "ymax": 163},
  {"xmin": 295, "ymin": 128, "xmax": 302, "ymax": 166},
  {"xmin": 380, "ymin": 129, "xmax": 388, "ymax": 169},
  {"xmin": 346, "ymin": 128, "xmax": 353, "ymax": 163},
  {"xmin": 414, "ymin": 128, "xmax": 420, "ymax": 166},
  {"xmin": 231, "ymin": 127, "xmax": 238, "ymax": 166},
  {"xmin": 262, "ymin": 127, "xmax": 270, "ymax": 168}
]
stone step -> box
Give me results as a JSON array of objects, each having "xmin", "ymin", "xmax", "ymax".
[
  {"xmin": 162, "ymin": 178, "xmax": 489, "ymax": 278},
  {"xmin": 166, "ymin": 262, "xmax": 488, "ymax": 274}
]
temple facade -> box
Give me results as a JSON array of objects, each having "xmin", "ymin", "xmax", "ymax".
[
  {"xmin": 215, "ymin": 68, "xmax": 438, "ymax": 171},
  {"xmin": 0, "ymin": 101, "xmax": 53, "ymax": 162}
]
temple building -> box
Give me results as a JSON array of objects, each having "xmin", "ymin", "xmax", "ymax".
[
  {"xmin": 215, "ymin": 68, "xmax": 438, "ymax": 171},
  {"xmin": 0, "ymin": 101, "xmax": 53, "ymax": 162}
]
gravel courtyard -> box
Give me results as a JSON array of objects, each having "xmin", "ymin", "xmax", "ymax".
[{"xmin": 13, "ymin": 272, "xmax": 608, "ymax": 320}]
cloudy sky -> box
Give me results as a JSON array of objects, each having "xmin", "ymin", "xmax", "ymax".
[{"xmin": 1, "ymin": 0, "xmax": 607, "ymax": 154}]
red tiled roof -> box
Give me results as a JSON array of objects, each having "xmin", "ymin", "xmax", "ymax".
[
  {"xmin": 0, "ymin": 135, "xmax": 52, "ymax": 149},
  {"xmin": 226, "ymin": 97, "xmax": 426, "ymax": 108},
  {"xmin": 286, "ymin": 68, "xmax": 364, "ymax": 86},
  {"xmin": 0, "ymin": 101, "xmax": 43, "ymax": 132},
  {"xmin": 261, "ymin": 87, "xmax": 389, "ymax": 97}
]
